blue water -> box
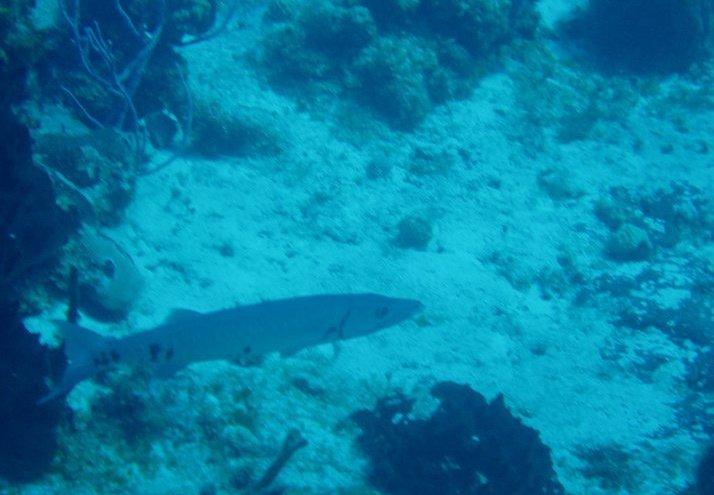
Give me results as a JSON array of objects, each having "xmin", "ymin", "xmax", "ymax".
[{"xmin": 1, "ymin": 0, "xmax": 713, "ymax": 493}]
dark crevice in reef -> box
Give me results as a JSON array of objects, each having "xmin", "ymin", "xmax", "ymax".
[
  {"xmin": 0, "ymin": 109, "xmax": 76, "ymax": 300},
  {"xmin": 0, "ymin": 104, "xmax": 72, "ymax": 482},
  {"xmin": 0, "ymin": 0, "xmax": 76, "ymax": 483},
  {"xmin": 352, "ymin": 381, "xmax": 565, "ymax": 495},
  {"xmin": 0, "ymin": 305, "xmax": 66, "ymax": 482}
]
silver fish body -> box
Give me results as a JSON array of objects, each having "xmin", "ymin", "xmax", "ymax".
[{"xmin": 36, "ymin": 293, "xmax": 423, "ymax": 404}]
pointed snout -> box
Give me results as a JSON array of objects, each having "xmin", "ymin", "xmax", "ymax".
[
  {"xmin": 400, "ymin": 298, "xmax": 424, "ymax": 318},
  {"xmin": 382, "ymin": 296, "xmax": 424, "ymax": 328}
]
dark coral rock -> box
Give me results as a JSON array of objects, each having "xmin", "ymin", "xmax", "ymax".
[
  {"xmin": 0, "ymin": 306, "xmax": 65, "ymax": 482},
  {"xmin": 352, "ymin": 381, "xmax": 565, "ymax": 495},
  {"xmin": 568, "ymin": 0, "xmax": 714, "ymax": 73}
]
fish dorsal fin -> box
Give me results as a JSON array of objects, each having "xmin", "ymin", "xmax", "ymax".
[{"xmin": 166, "ymin": 308, "xmax": 202, "ymax": 324}]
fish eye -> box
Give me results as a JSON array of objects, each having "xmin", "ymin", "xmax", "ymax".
[{"xmin": 375, "ymin": 307, "xmax": 390, "ymax": 319}]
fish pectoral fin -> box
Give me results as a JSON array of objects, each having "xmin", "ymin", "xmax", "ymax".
[{"xmin": 165, "ymin": 308, "xmax": 203, "ymax": 324}]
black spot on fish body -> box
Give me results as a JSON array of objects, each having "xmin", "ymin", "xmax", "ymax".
[
  {"xmin": 165, "ymin": 348, "xmax": 174, "ymax": 361},
  {"xmin": 149, "ymin": 343, "xmax": 161, "ymax": 363},
  {"xmin": 110, "ymin": 350, "xmax": 121, "ymax": 362},
  {"xmin": 375, "ymin": 307, "xmax": 390, "ymax": 319},
  {"xmin": 243, "ymin": 345, "xmax": 251, "ymax": 354}
]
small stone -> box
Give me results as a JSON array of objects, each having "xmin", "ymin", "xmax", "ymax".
[
  {"xmin": 217, "ymin": 241, "xmax": 235, "ymax": 258},
  {"xmin": 594, "ymin": 197, "xmax": 631, "ymax": 230},
  {"xmin": 537, "ymin": 167, "xmax": 583, "ymax": 201},
  {"xmin": 394, "ymin": 215, "xmax": 433, "ymax": 250},
  {"xmin": 366, "ymin": 160, "xmax": 391, "ymax": 180},
  {"xmin": 606, "ymin": 224, "xmax": 652, "ymax": 261}
]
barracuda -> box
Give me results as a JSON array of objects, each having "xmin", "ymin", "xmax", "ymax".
[{"xmin": 34, "ymin": 293, "xmax": 424, "ymax": 404}]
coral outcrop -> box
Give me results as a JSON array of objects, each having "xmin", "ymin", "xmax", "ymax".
[
  {"xmin": 352, "ymin": 381, "xmax": 565, "ymax": 495},
  {"xmin": 261, "ymin": 0, "xmax": 539, "ymax": 128}
]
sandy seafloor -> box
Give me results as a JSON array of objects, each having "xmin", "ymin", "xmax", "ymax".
[{"xmin": 11, "ymin": 0, "xmax": 714, "ymax": 494}]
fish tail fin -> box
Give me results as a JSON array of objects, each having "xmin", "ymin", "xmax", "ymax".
[
  {"xmin": 57, "ymin": 320, "xmax": 107, "ymax": 366},
  {"xmin": 36, "ymin": 320, "xmax": 108, "ymax": 405}
]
